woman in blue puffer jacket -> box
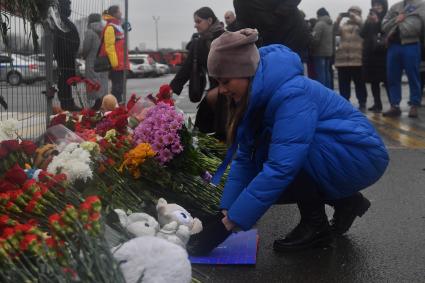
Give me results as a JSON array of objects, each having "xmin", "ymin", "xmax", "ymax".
[{"xmin": 188, "ymin": 29, "xmax": 389, "ymax": 255}]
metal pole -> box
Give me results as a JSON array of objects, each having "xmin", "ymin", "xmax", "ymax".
[
  {"xmin": 42, "ymin": 23, "xmax": 54, "ymax": 128},
  {"xmin": 153, "ymin": 16, "xmax": 160, "ymax": 51},
  {"xmin": 123, "ymin": 0, "xmax": 129, "ymax": 103}
]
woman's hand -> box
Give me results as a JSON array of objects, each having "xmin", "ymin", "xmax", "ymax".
[{"xmin": 222, "ymin": 216, "xmax": 236, "ymax": 231}]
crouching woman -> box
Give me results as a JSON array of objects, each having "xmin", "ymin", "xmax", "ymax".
[{"xmin": 188, "ymin": 29, "xmax": 389, "ymax": 255}]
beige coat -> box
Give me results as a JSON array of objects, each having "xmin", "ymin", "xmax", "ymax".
[{"xmin": 335, "ymin": 16, "xmax": 364, "ymax": 67}]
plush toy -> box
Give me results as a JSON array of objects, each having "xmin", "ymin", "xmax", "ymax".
[
  {"xmin": 115, "ymin": 209, "xmax": 159, "ymax": 237},
  {"xmin": 156, "ymin": 198, "xmax": 203, "ymax": 247},
  {"xmin": 34, "ymin": 144, "xmax": 59, "ymax": 170},
  {"xmin": 101, "ymin": 94, "xmax": 118, "ymax": 112},
  {"xmin": 113, "ymin": 236, "xmax": 192, "ymax": 283}
]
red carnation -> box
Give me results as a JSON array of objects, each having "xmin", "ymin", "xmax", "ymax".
[
  {"xmin": 127, "ymin": 93, "xmax": 140, "ymax": 111},
  {"xmin": 20, "ymin": 141, "xmax": 37, "ymax": 156},
  {"xmin": 1, "ymin": 140, "xmax": 20, "ymax": 152},
  {"xmin": 0, "ymin": 193, "xmax": 11, "ymax": 205},
  {"xmin": 66, "ymin": 76, "xmax": 82, "ymax": 86},
  {"xmin": 0, "ymin": 180, "xmax": 17, "ymax": 193},
  {"xmin": 2, "ymin": 228, "xmax": 15, "ymax": 239},
  {"xmin": 19, "ymin": 234, "xmax": 38, "ymax": 251},
  {"xmin": 0, "ymin": 144, "xmax": 8, "ymax": 158},
  {"xmin": 5, "ymin": 164, "xmax": 27, "ymax": 186},
  {"xmin": 49, "ymin": 114, "xmax": 67, "ymax": 127},
  {"xmin": 0, "ymin": 215, "xmax": 16, "ymax": 227}
]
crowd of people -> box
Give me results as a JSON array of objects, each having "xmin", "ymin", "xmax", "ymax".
[
  {"xmin": 171, "ymin": 0, "xmax": 425, "ymax": 144},
  {"xmin": 54, "ymin": 0, "xmax": 126, "ymax": 111}
]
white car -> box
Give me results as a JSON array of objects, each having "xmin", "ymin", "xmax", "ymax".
[
  {"xmin": 0, "ymin": 53, "xmax": 46, "ymax": 86},
  {"xmin": 154, "ymin": 63, "xmax": 170, "ymax": 76},
  {"xmin": 128, "ymin": 55, "xmax": 155, "ymax": 78}
]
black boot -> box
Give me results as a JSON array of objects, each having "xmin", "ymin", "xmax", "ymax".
[
  {"xmin": 61, "ymin": 99, "xmax": 81, "ymax": 112},
  {"xmin": 273, "ymin": 202, "xmax": 332, "ymax": 252},
  {"xmin": 187, "ymin": 212, "xmax": 232, "ymax": 256},
  {"xmin": 91, "ymin": 98, "xmax": 102, "ymax": 111},
  {"xmin": 327, "ymin": 192, "xmax": 371, "ymax": 235}
]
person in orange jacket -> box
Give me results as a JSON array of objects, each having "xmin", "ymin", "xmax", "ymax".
[{"xmin": 100, "ymin": 6, "xmax": 128, "ymax": 103}]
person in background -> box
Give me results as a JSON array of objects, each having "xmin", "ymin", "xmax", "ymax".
[
  {"xmin": 101, "ymin": 5, "xmax": 128, "ymax": 104},
  {"xmin": 233, "ymin": 0, "xmax": 310, "ymax": 62},
  {"xmin": 224, "ymin": 11, "xmax": 239, "ymax": 32},
  {"xmin": 382, "ymin": 0, "xmax": 425, "ymax": 118},
  {"xmin": 334, "ymin": 6, "xmax": 368, "ymax": 111},
  {"xmin": 81, "ymin": 13, "xmax": 108, "ymax": 110},
  {"xmin": 169, "ymin": 7, "xmax": 227, "ymax": 141},
  {"xmin": 53, "ymin": 0, "xmax": 81, "ymax": 111},
  {"xmin": 188, "ymin": 29, "xmax": 389, "ymax": 255},
  {"xmin": 360, "ymin": 0, "xmax": 389, "ymax": 113},
  {"xmin": 310, "ymin": 8, "xmax": 334, "ymax": 89}
]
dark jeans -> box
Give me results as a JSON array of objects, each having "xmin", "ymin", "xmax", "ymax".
[
  {"xmin": 110, "ymin": 70, "xmax": 124, "ymax": 103},
  {"xmin": 312, "ymin": 57, "xmax": 333, "ymax": 89},
  {"xmin": 337, "ymin": 67, "xmax": 368, "ymax": 106}
]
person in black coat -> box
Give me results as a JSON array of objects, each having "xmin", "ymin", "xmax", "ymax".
[
  {"xmin": 233, "ymin": 0, "xmax": 310, "ymax": 61},
  {"xmin": 53, "ymin": 0, "xmax": 81, "ymax": 111},
  {"xmin": 170, "ymin": 7, "xmax": 227, "ymax": 141},
  {"xmin": 360, "ymin": 0, "xmax": 389, "ymax": 112}
]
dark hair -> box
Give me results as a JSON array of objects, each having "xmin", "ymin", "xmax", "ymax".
[
  {"xmin": 317, "ymin": 7, "xmax": 330, "ymax": 17},
  {"xmin": 194, "ymin": 7, "xmax": 218, "ymax": 23},
  {"xmin": 88, "ymin": 13, "xmax": 101, "ymax": 25},
  {"xmin": 105, "ymin": 5, "xmax": 120, "ymax": 17}
]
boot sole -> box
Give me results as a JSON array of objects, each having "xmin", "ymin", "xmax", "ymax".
[{"xmin": 273, "ymin": 233, "xmax": 333, "ymax": 253}]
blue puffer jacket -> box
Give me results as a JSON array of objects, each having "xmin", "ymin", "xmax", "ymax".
[{"xmin": 221, "ymin": 45, "xmax": 389, "ymax": 231}]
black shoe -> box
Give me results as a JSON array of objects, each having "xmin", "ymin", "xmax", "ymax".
[
  {"xmin": 187, "ymin": 212, "xmax": 232, "ymax": 256},
  {"xmin": 383, "ymin": 107, "xmax": 401, "ymax": 117},
  {"xmin": 329, "ymin": 193, "xmax": 371, "ymax": 235},
  {"xmin": 273, "ymin": 221, "xmax": 332, "ymax": 252},
  {"xmin": 368, "ymin": 105, "xmax": 382, "ymax": 113},
  {"xmin": 273, "ymin": 202, "xmax": 332, "ymax": 252},
  {"xmin": 61, "ymin": 100, "xmax": 82, "ymax": 112}
]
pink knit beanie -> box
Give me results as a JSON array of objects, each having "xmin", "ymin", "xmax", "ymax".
[{"xmin": 208, "ymin": 29, "xmax": 260, "ymax": 78}]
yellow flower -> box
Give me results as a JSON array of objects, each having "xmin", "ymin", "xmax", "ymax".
[{"xmin": 119, "ymin": 143, "xmax": 156, "ymax": 178}]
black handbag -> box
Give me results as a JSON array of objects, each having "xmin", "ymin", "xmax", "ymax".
[
  {"xmin": 94, "ymin": 36, "xmax": 112, "ymax": 72},
  {"xmin": 188, "ymin": 35, "xmax": 207, "ymax": 103}
]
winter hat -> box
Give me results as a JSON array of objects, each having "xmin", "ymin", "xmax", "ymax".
[
  {"xmin": 317, "ymin": 8, "xmax": 329, "ymax": 17},
  {"xmin": 208, "ymin": 29, "xmax": 260, "ymax": 78},
  {"xmin": 88, "ymin": 13, "xmax": 102, "ymax": 25},
  {"xmin": 348, "ymin": 6, "xmax": 362, "ymax": 15}
]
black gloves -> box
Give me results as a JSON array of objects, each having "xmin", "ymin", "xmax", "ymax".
[{"xmin": 187, "ymin": 212, "xmax": 232, "ymax": 256}]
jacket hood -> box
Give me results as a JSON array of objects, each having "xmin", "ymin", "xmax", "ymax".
[
  {"xmin": 371, "ymin": 0, "xmax": 388, "ymax": 18},
  {"xmin": 88, "ymin": 22, "xmax": 103, "ymax": 34},
  {"xmin": 318, "ymin": 15, "xmax": 332, "ymax": 25},
  {"xmin": 248, "ymin": 45, "xmax": 303, "ymax": 113}
]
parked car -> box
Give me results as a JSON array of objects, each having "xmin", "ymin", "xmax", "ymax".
[
  {"xmin": 0, "ymin": 53, "xmax": 46, "ymax": 86},
  {"xmin": 128, "ymin": 55, "xmax": 155, "ymax": 78},
  {"xmin": 154, "ymin": 63, "xmax": 170, "ymax": 75},
  {"xmin": 27, "ymin": 54, "xmax": 58, "ymax": 81}
]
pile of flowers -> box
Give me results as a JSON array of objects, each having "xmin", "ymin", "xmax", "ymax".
[
  {"xmin": 120, "ymin": 143, "xmax": 156, "ymax": 179},
  {"xmin": 47, "ymin": 143, "xmax": 93, "ymax": 183},
  {"xmin": 134, "ymin": 102, "xmax": 184, "ymax": 164}
]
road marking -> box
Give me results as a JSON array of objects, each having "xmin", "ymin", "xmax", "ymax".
[{"xmin": 366, "ymin": 113, "xmax": 425, "ymax": 148}]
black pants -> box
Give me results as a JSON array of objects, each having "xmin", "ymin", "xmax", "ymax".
[
  {"xmin": 57, "ymin": 65, "xmax": 76, "ymax": 107},
  {"xmin": 369, "ymin": 82, "xmax": 388, "ymax": 109},
  {"xmin": 276, "ymin": 170, "xmax": 324, "ymax": 204},
  {"xmin": 110, "ymin": 70, "xmax": 124, "ymax": 103},
  {"xmin": 337, "ymin": 67, "xmax": 368, "ymax": 106}
]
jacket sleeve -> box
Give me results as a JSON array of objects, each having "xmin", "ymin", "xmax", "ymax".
[
  {"xmin": 311, "ymin": 22, "xmax": 324, "ymax": 46},
  {"xmin": 104, "ymin": 26, "xmax": 118, "ymax": 68},
  {"xmin": 382, "ymin": 6, "xmax": 398, "ymax": 35},
  {"xmin": 81, "ymin": 31, "xmax": 93, "ymax": 59},
  {"xmin": 169, "ymin": 42, "xmax": 194, "ymax": 95},
  {"xmin": 220, "ymin": 143, "xmax": 258, "ymax": 210},
  {"xmin": 227, "ymin": 89, "xmax": 318, "ymax": 231}
]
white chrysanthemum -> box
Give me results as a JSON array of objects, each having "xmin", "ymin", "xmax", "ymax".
[
  {"xmin": 47, "ymin": 143, "xmax": 93, "ymax": 183},
  {"xmin": 0, "ymin": 119, "xmax": 19, "ymax": 141}
]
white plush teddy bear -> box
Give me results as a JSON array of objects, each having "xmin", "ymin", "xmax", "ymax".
[
  {"xmin": 114, "ymin": 209, "xmax": 159, "ymax": 237},
  {"xmin": 113, "ymin": 236, "xmax": 192, "ymax": 283},
  {"xmin": 156, "ymin": 198, "xmax": 203, "ymax": 248}
]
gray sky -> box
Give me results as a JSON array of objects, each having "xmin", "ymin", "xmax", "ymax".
[{"xmin": 128, "ymin": 0, "xmax": 398, "ymax": 50}]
